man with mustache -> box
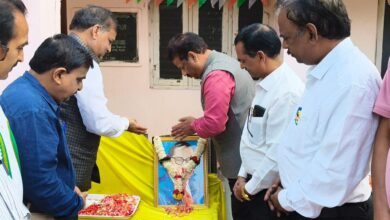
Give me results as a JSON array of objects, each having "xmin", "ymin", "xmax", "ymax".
[
  {"xmin": 233, "ymin": 23, "xmax": 304, "ymax": 220},
  {"xmin": 1, "ymin": 34, "xmax": 93, "ymax": 219},
  {"xmin": 265, "ymin": 1, "xmax": 380, "ymax": 219},
  {"xmin": 61, "ymin": 5, "xmax": 147, "ymax": 192},
  {"xmin": 168, "ymin": 32, "xmax": 254, "ymax": 219},
  {"xmin": 0, "ymin": 0, "xmax": 30, "ymax": 219}
]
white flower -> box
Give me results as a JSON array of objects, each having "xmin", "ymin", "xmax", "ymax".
[{"xmin": 153, "ymin": 136, "xmax": 206, "ymax": 201}]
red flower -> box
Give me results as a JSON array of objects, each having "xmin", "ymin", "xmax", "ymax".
[{"xmin": 190, "ymin": 156, "xmax": 200, "ymax": 165}]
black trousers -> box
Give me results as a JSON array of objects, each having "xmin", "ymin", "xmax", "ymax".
[
  {"xmin": 228, "ymin": 178, "xmax": 281, "ymax": 220},
  {"xmin": 284, "ymin": 195, "xmax": 373, "ymax": 220}
]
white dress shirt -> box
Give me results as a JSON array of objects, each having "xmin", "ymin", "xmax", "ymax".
[
  {"xmin": 239, "ymin": 63, "xmax": 304, "ymax": 195},
  {"xmin": 277, "ymin": 38, "xmax": 381, "ymax": 218},
  {"xmin": 75, "ymin": 61, "xmax": 129, "ymax": 137},
  {"xmin": 0, "ymin": 107, "xmax": 30, "ymax": 219}
]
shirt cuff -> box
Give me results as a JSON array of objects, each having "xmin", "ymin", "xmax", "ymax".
[
  {"xmin": 109, "ymin": 117, "xmax": 129, "ymax": 138},
  {"xmin": 245, "ymin": 175, "xmax": 262, "ymax": 195},
  {"xmin": 238, "ymin": 166, "xmax": 247, "ymax": 178},
  {"xmin": 191, "ymin": 119, "xmax": 205, "ymax": 138},
  {"xmin": 278, "ymin": 189, "xmax": 294, "ymax": 212}
]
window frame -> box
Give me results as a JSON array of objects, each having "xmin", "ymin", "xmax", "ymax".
[{"xmin": 149, "ymin": 2, "xmax": 263, "ymax": 89}]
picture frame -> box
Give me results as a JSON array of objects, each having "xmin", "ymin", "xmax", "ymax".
[{"xmin": 153, "ymin": 135, "xmax": 209, "ymax": 208}]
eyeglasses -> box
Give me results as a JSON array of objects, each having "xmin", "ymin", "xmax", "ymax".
[
  {"xmin": 247, "ymin": 107, "xmax": 254, "ymax": 138},
  {"xmin": 171, "ymin": 157, "xmax": 191, "ymax": 165},
  {"xmin": 0, "ymin": 42, "xmax": 9, "ymax": 61}
]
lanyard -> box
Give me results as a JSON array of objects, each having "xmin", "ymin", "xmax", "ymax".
[{"xmin": 0, "ymin": 132, "xmax": 11, "ymax": 178}]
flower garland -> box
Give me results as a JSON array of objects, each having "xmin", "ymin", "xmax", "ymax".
[{"xmin": 153, "ymin": 136, "xmax": 206, "ymax": 202}]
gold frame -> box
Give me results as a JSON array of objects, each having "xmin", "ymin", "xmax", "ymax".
[{"xmin": 153, "ymin": 135, "xmax": 209, "ymax": 208}]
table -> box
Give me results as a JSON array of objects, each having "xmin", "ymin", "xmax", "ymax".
[{"xmin": 79, "ymin": 132, "xmax": 226, "ymax": 220}]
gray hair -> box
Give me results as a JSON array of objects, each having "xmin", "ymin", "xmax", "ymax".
[
  {"xmin": 277, "ymin": 0, "xmax": 350, "ymax": 40},
  {"xmin": 69, "ymin": 5, "xmax": 117, "ymax": 32}
]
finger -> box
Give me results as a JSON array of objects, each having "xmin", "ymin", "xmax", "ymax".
[
  {"xmin": 171, "ymin": 124, "xmax": 182, "ymax": 131},
  {"xmin": 267, "ymin": 200, "xmax": 275, "ymax": 211},
  {"xmin": 135, "ymin": 127, "xmax": 147, "ymax": 134},
  {"xmin": 264, "ymin": 188, "xmax": 273, "ymax": 201},
  {"xmin": 135, "ymin": 125, "xmax": 147, "ymax": 131},
  {"xmin": 179, "ymin": 117, "xmax": 187, "ymax": 122},
  {"xmin": 174, "ymin": 135, "xmax": 185, "ymax": 141},
  {"xmin": 233, "ymin": 192, "xmax": 243, "ymax": 202}
]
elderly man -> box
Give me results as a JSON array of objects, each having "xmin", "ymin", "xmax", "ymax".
[
  {"xmin": 266, "ymin": 1, "xmax": 381, "ymax": 219},
  {"xmin": 0, "ymin": 0, "xmax": 30, "ymax": 219},
  {"xmin": 168, "ymin": 32, "xmax": 254, "ymax": 219},
  {"xmin": 233, "ymin": 23, "xmax": 304, "ymax": 220},
  {"xmin": 62, "ymin": 5, "xmax": 147, "ymax": 192},
  {"xmin": 1, "ymin": 34, "xmax": 93, "ymax": 219}
]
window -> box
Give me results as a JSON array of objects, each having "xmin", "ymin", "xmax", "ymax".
[{"xmin": 149, "ymin": 0, "xmax": 263, "ymax": 89}]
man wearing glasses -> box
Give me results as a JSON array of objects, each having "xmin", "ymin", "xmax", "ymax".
[
  {"xmin": 0, "ymin": 0, "xmax": 30, "ymax": 219},
  {"xmin": 168, "ymin": 32, "xmax": 254, "ymax": 218},
  {"xmin": 266, "ymin": 1, "xmax": 380, "ymax": 219},
  {"xmin": 61, "ymin": 5, "xmax": 147, "ymax": 193},
  {"xmin": 232, "ymin": 23, "xmax": 304, "ymax": 220}
]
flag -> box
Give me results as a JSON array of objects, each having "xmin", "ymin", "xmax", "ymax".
[
  {"xmin": 199, "ymin": 0, "xmax": 207, "ymax": 8},
  {"xmin": 218, "ymin": 0, "xmax": 225, "ymax": 9},
  {"xmin": 177, "ymin": 0, "xmax": 184, "ymax": 7},
  {"xmin": 228, "ymin": 0, "xmax": 236, "ymax": 9},
  {"xmin": 188, "ymin": 0, "xmax": 197, "ymax": 8},
  {"xmin": 156, "ymin": 0, "xmax": 164, "ymax": 6},
  {"xmin": 248, "ymin": 0, "xmax": 256, "ymax": 8},
  {"xmin": 211, "ymin": 0, "xmax": 218, "ymax": 8},
  {"xmin": 167, "ymin": 0, "xmax": 174, "ymax": 6},
  {"xmin": 237, "ymin": 0, "xmax": 245, "ymax": 8}
]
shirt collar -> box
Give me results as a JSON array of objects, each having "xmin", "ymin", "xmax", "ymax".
[
  {"xmin": 23, "ymin": 71, "xmax": 59, "ymax": 113},
  {"xmin": 69, "ymin": 33, "xmax": 100, "ymax": 63},
  {"xmin": 307, "ymin": 37, "xmax": 353, "ymax": 80},
  {"xmin": 258, "ymin": 63, "xmax": 286, "ymax": 91}
]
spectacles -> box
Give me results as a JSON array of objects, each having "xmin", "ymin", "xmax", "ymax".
[
  {"xmin": 247, "ymin": 107, "xmax": 254, "ymax": 138},
  {"xmin": 0, "ymin": 42, "xmax": 9, "ymax": 61},
  {"xmin": 171, "ymin": 157, "xmax": 191, "ymax": 165}
]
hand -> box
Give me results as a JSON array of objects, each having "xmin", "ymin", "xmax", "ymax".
[
  {"xmin": 128, "ymin": 119, "xmax": 147, "ymax": 134},
  {"xmin": 233, "ymin": 176, "xmax": 246, "ymax": 202},
  {"xmin": 270, "ymin": 186, "xmax": 288, "ymax": 217},
  {"xmin": 171, "ymin": 116, "xmax": 196, "ymax": 140},
  {"xmin": 264, "ymin": 178, "xmax": 280, "ymax": 210},
  {"xmin": 74, "ymin": 186, "xmax": 88, "ymax": 208}
]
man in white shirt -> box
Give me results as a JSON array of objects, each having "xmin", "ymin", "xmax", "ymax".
[
  {"xmin": 232, "ymin": 23, "xmax": 303, "ymax": 220},
  {"xmin": 266, "ymin": 1, "xmax": 381, "ymax": 219},
  {"xmin": 62, "ymin": 5, "xmax": 147, "ymax": 191},
  {"xmin": 0, "ymin": 0, "xmax": 30, "ymax": 219}
]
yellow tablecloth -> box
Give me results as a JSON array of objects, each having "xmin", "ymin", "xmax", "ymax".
[{"xmin": 79, "ymin": 132, "xmax": 226, "ymax": 220}]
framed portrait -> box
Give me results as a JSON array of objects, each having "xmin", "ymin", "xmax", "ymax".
[{"xmin": 153, "ymin": 135, "xmax": 209, "ymax": 208}]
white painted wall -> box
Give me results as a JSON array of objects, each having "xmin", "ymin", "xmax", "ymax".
[
  {"xmin": 0, "ymin": 0, "xmax": 382, "ymax": 139},
  {"xmin": 0, "ymin": 0, "xmax": 61, "ymax": 91}
]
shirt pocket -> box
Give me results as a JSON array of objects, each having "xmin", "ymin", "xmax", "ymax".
[
  {"xmin": 291, "ymin": 110, "xmax": 319, "ymax": 157},
  {"xmin": 248, "ymin": 116, "xmax": 266, "ymax": 146}
]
